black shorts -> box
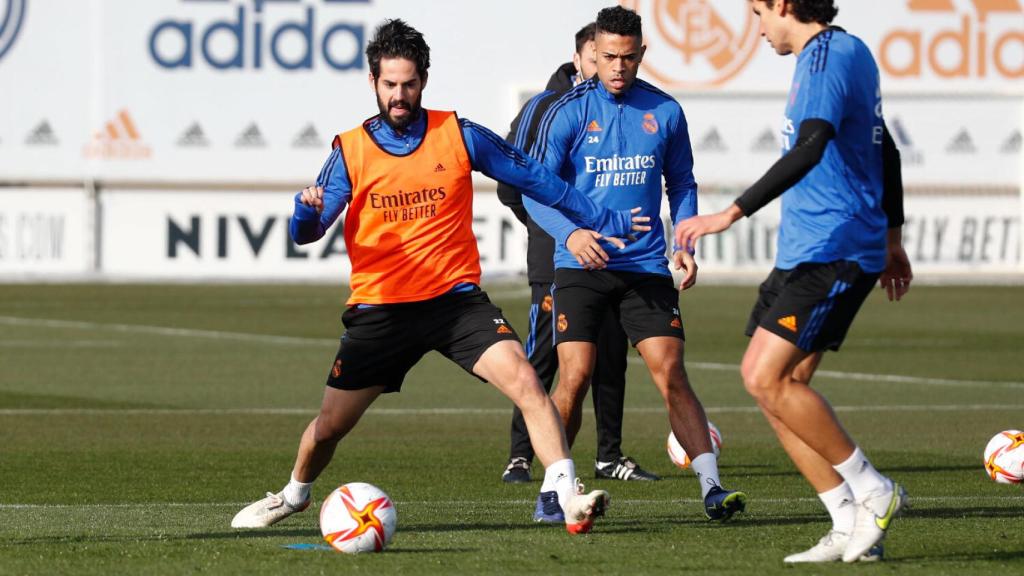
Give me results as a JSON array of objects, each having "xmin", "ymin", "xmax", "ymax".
[
  {"xmin": 746, "ymin": 261, "xmax": 879, "ymax": 352},
  {"xmin": 552, "ymin": 268, "xmax": 684, "ymax": 347},
  {"xmin": 326, "ymin": 288, "xmax": 520, "ymax": 393}
]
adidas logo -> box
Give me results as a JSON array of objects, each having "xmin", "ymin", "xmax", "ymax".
[
  {"xmin": 235, "ymin": 122, "xmax": 266, "ymax": 148},
  {"xmin": 26, "ymin": 120, "xmax": 58, "ymax": 146},
  {"xmin": 696, "ymin": 127, "xmax": 727, "ymax": 152},
  {"xmin": 586, "ymin": 120, "xmax": 602, "ymax": 132},
  {"xmin": 434, "ymin": 163, "xmax": 445, "ymax": 172},
  {"xmin": 777, "ymin": 315, "xmax": 798, "ymax": 333},
  {"xmin": 891, "ymin": 117, "xmax": 914, "ymax": 148},
  {"xmin": 177, "ymin": 122, "xmax": 210, "ymax": 147},
  {"xmin": 83, "ymin": 109, "xmax": 151, "ymax": 159},
  {"xmin": 1001, "ymin": 130, "xmax": 1021, "ymax": 154},
  {"xmin": 889, "ymin": 117, "xmax": 924, "ymax": 165},
  {"xmin": 292, "ymin": 123, "xmax": 321, "ymax": 148},
  {"xmin": 751, "ymin": 128, "xmax": 779, "ymax": 153},
  {"xmin": 946, "ymin": 128, "xmax": 976, "ymax": 154}
]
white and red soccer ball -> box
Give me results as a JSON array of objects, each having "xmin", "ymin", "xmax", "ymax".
[
  {"xmin": 983, "ymin": 430, "xmax": 1024, "ymax": 485},
  {"xmin": 320, "ymin": 482, "xmax": 397, "ymax": 553},
  {"xmin": 667, "ymin": 421, "xmax": 722, "ymax": 469}
]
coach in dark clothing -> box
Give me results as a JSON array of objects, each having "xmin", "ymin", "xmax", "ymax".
[{"xmin": 496, "ymin": 23, "xmax": 658, "ymax": 485}]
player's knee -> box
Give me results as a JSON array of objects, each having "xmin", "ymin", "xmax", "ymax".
[
  {"xmin": 508, "ymin": 361, "xmax": 546, "ymax": 407},
  {"xmin": 313, "ymin": 416, "xmax": 347, "ymax": 445},
  {"xmin": 741, "ymin": 364, "xmax": 781, "ymax": 405},
  {"xmin": 556, "ymin": 363, "xmax": 589, "ymax": 392}
]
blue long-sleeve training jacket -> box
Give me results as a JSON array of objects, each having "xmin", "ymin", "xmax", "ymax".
[
  {"xmin": 289, "ymin": 112, "xmax": 633, "ymax": 244},
  {"xmin": 523, "ymin": 77, "xmax": 699, "ymax": 275}
]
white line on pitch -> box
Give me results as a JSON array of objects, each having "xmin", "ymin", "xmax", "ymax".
[
  {"xmin": 0, "ymin": 316, "xmax": 331, "ymax": 347},
  {"xmin": 0, "ymin": 404, "xmax": 1021, "ymax": 417},
  {"xmin": 1, "ymin": 495, "xmax": 1021, "ymax": 510},
  {"xmin": 3, "ymin": 314, "xmax": 1021, "ymax": 389},
  {"xmin": 629, "ymin": 357, "xmax": 1024, "ymax": 389}
]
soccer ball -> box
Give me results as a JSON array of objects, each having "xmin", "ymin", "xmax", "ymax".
[
  {"xmin": 983, "ymin": 430, "xmax": 1024, "ymax": 485},
  {"xmin": 667, "ymin": 421, "xmax": 722, "ymax": 469},
  {"xmin": 320, "ymin": 482, "xmax": 397, "ymax": 553}
]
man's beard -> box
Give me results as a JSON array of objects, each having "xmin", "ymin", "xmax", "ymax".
[{"xmin": 376, "ymin": 93, "xmax": 422, "ymax": 132}]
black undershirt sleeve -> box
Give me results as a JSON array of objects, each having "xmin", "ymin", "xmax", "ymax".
[
  {"xmin": 734, "ymin": 118, "xmax": 836, "ymax": 217},
  {"xmin": 881, "ymin": 124, "xmax": 905, "ymax": 228}
]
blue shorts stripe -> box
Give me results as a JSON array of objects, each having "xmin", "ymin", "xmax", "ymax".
[
  {"xmin": 525, "ymin": 303, "xmax": 539, "ymax": 359},
  {"xmin": 797, "ymin": 280, "xmax": 849, "ymax": 349}
]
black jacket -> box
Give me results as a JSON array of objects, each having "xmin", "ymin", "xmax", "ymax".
[{"xmin": 496, "ymin": 62, "xmax": 577, "ymax": 284}]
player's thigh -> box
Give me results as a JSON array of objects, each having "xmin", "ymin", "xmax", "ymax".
[
  {"xmin": 326, "ymin": 306, "xmax": 426, "ymax": 394},
  {"xmin": 551, "ymin": 268, "xmax": 616, "ymax": 345},
  {"xmin": 427, "ymin": 289, "xmax": 522, "ymax": 381},
  {"xmin": 749, "ymin": 261, "xmax": 878, "ymax": 353},
  {"xmin": 618, "ymin": 272, "xmax": 685, "ymax": 346}
]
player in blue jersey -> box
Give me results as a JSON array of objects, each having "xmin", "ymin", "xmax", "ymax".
[
  {"xmin": 496, "ymin": 22, "xmax": 660, "ymax": 490},
  {"xmin": 675, "ymin": 0, "xmax": 913, "ymax": 563},
  {"xmin": 524, "ymin": 6, "xmax": 747, "ymax": 522}
]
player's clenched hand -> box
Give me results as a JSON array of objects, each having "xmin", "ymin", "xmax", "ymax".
[
  {"xmin": 673, "ymin": 250, "xmax": 698, "ymax": 291},
  {"xmin": 567, "ymin": 229, "xmax": 617, "ymax": 270},
  {"xmin": 879, "ymin": 242, "xmax": 913, "ymax": 302},
  {"xmin": 299, "ymin": 185, "xmax": 325, "ymax": 214}
]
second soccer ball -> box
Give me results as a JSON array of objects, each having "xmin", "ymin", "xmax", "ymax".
[
  {"xmin": 667, "ymin": 421, "xmax": 722, "ymax": 469},
  {"xmin": 983, "ymin": 429, "xmax": 1024, "ymax": 485}
]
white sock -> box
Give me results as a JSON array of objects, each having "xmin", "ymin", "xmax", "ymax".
[
  {"xmin": 833, "ymin": 446, "xmax": 889, "ymax": 502},
  {"xmin": 690, "ymin": 453, "xmax": 721, "ymax": 498},
  {"xmin": 541, "ymin": 458, "xmax": 576, "ymax": 511},
  {"xmin": 818, "ymin": 482, "xmax": 856, "ymax": 534},
  {"xmin": 283, "ymin": 474, "xmax": 312, "ymax": 506}
]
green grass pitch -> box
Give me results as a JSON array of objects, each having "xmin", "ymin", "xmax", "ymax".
[{"xmin": 0, "ymin": 282, "xmax": 1021, "ymax": 575}]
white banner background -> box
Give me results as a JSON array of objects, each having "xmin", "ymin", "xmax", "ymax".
[
  {"xmin": 0, "ymin": 188, "xmax": 93, "ymax": 275},
  {"xmin": 0, "ymin": 0, "xmax": 1020, "ymax": 184}
]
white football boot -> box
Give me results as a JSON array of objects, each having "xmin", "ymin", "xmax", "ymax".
[
  {"xmin": 563, "ymin": 479, "xmax": 609, "ymax": 534},
  {"xmin": 231, "ymin": 491, "xmax": 311, "ymax": 528},
  {"xmin": 784, "ymin": 530, "xmax": 884, "ymax": 563},
  {"xmin": 842, "ymin": 481, "xmax": 908, "ymax": 563}
]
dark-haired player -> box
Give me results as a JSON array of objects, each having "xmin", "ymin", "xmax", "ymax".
[
  {"xmin": 497, "ymin": 22, "xmax": 660, "ymax": 497},
  {"xmin": 676, "ymin": 0, "xmax": 913, "ymax": 562},
  {"xmin": 231, "ymin": 18, "xmax": 652, "ymax": 535},
  {"xmin": 524, "ymin": 6, "xmax": 747, "ymax": 521}
]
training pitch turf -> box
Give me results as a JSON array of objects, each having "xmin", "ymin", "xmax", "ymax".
[{"xmin": 0, "ymin": 282, "xmax": 1021, "ymax": 575}]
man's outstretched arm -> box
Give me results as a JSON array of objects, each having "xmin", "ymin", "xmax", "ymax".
[{"xmin": 459, "ymin": 117, "xmax": 649, "ymax": 243}]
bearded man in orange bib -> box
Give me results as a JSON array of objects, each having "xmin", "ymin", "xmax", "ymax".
[{"xmin": 231, "ymin": 19, "xmax": 650, "ymax": 535}]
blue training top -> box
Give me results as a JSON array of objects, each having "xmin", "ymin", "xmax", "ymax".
[
  {"xmin": 778, "ymin": 28, "xmax": 888, "ymax": 273},
  {"xmin": 522, "ymin": 77, "xmax": 698, "ymax": 276}
]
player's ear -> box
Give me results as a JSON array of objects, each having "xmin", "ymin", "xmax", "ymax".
[
  {"xmin": 639, "ymin": 44, "xmax": 647, "ymax": 63},
  {"xmin": 368, "ymin": 73, "xmax": 376, "ymax": 90},
  {"xmin": 420, "ymin": 71, "xmax": 428, "ymax": 91},
  {"xmin": 572, "ymin": 51, "xmax": 582, "ymax": 75}
]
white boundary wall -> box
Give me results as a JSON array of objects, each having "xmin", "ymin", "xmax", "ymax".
[
  {"xmin": 1, "ymin": 187, "xmax": 1017, "ymax": 280},
  {"xmin": 0, "ymin": 0, "xmax": 1021, "ymax": 280}
]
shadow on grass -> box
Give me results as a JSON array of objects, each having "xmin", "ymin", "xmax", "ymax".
[
  {"xmin": 892, "ymin": 549, "xmax": 1024, "ymax": 563},
  {"xmin": 905, "ymin": 506, "xmax": 1024, "ymax": 520},
  {"xmin": 881, "ymin": 464, "xmax": 983, "ymax": 474}
]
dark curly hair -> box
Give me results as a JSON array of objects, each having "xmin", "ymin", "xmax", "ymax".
[
  {"xmin": 595, "ymin": 6, "xmax": 642, "ymax": 39},
  {"xmin": 764, "ymin": 0, "xmax": 838, "ymax": 25},
  {"xmin": 365, "ymin": 19, "xmax": 430, "ymax": 80}
]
